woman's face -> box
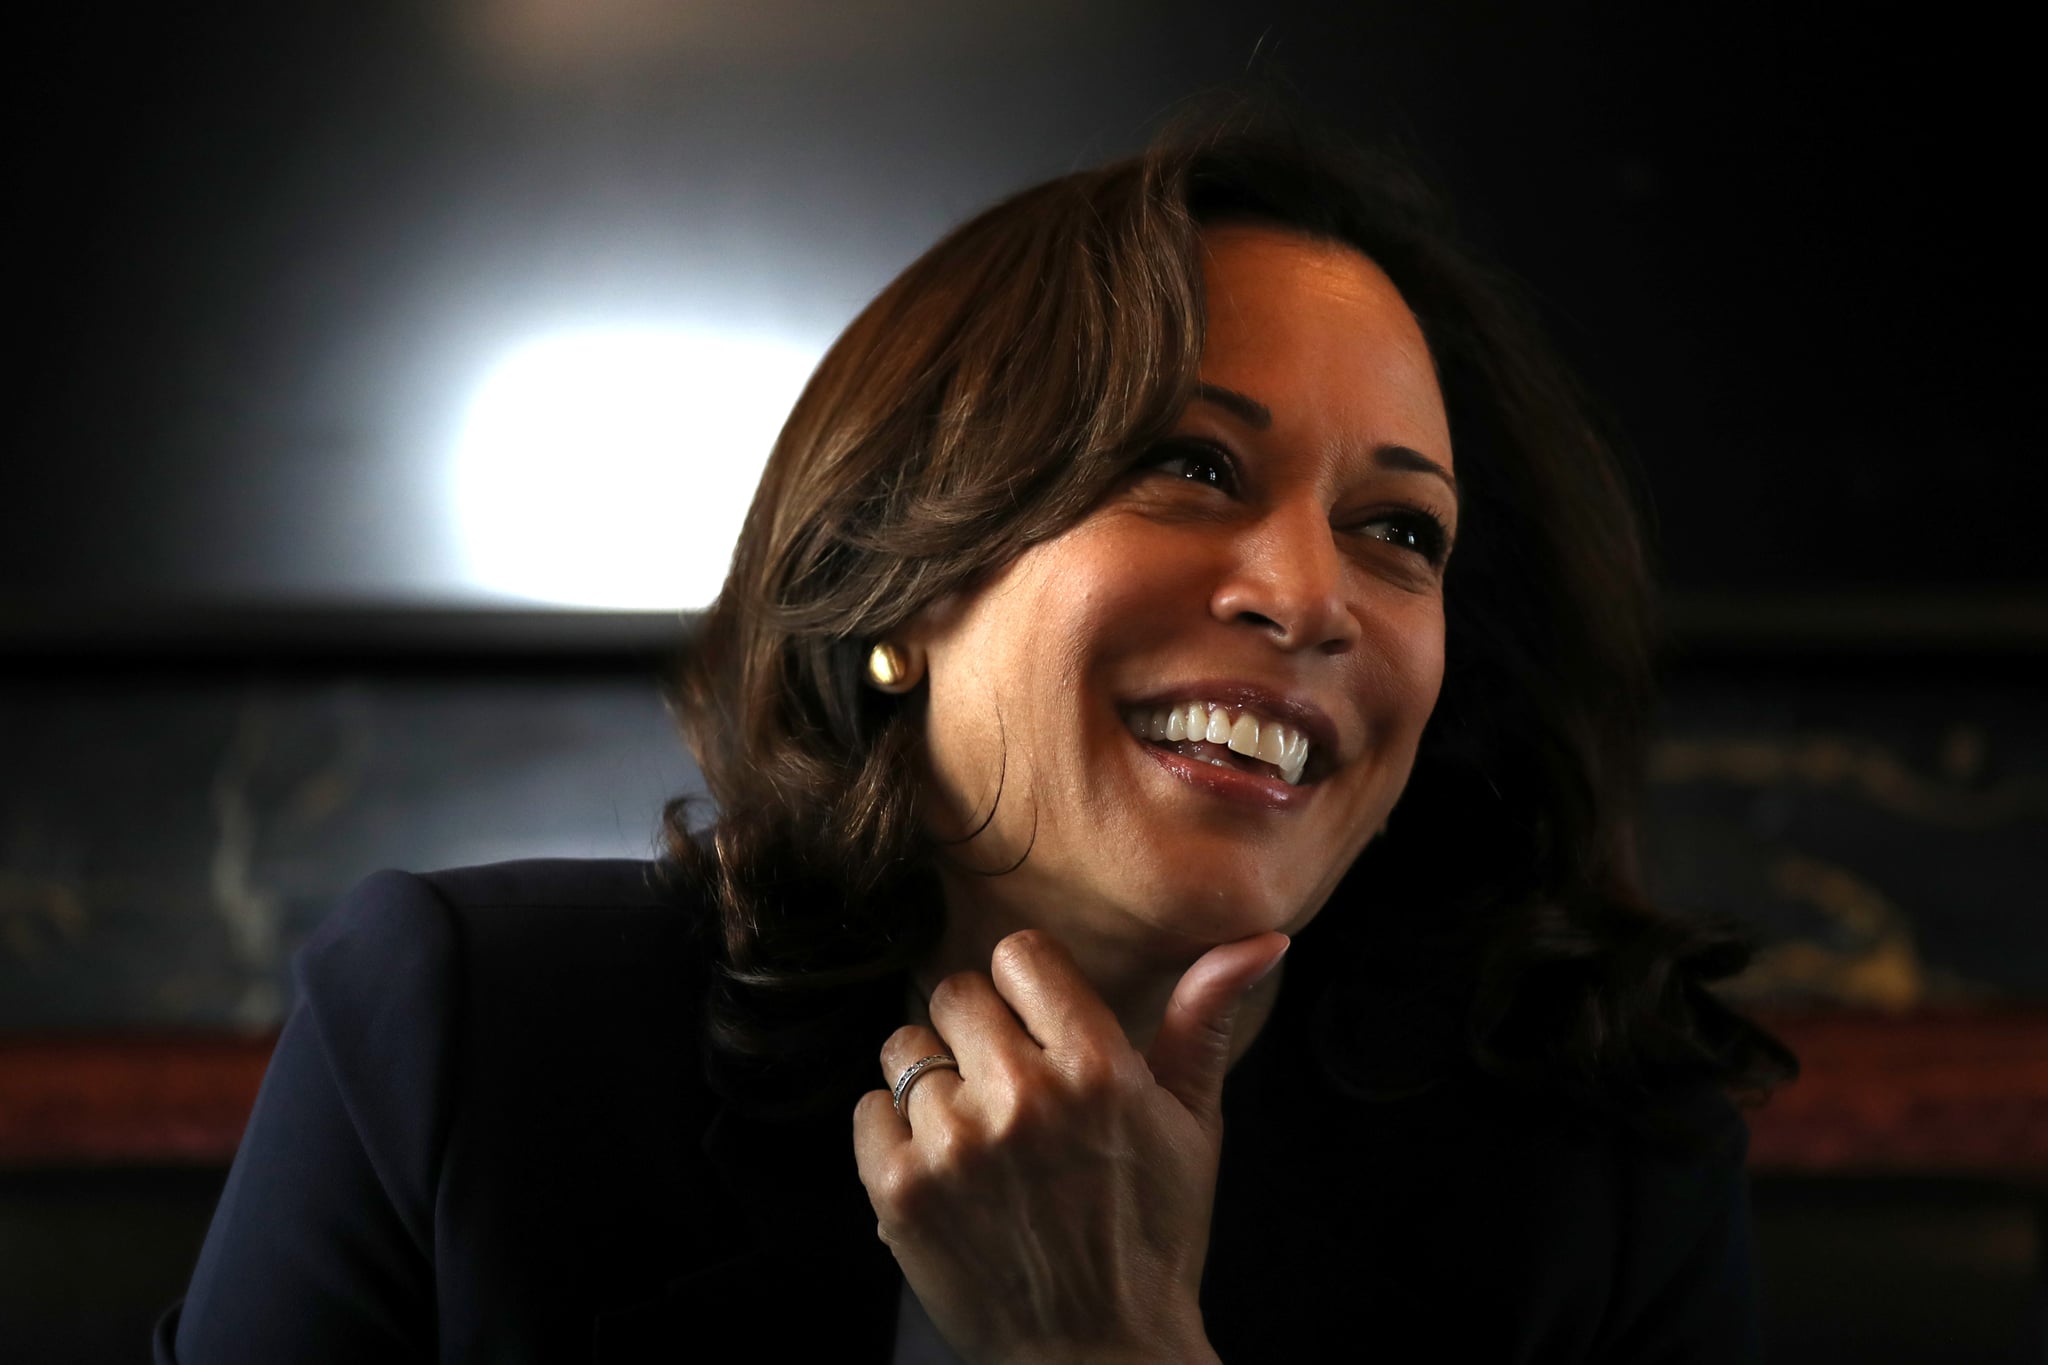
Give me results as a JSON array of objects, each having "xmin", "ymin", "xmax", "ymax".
[{"xmin": 909, "ymin": 225, "xmax": 1456, "ymax": 958}]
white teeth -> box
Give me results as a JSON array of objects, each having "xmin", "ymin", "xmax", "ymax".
[
  {"xmin": 1255, "ymin": 724, "xmax": 1287, "ymax": 766},
  {"xmin": 1282, "ymin": 732, "xmax": 1309, "ymax": 785},
  {"xmin": 1122, "ymin": 701, "xmax": 1316, "ymax": 785},
  {"xmin": 1204, "ymin": 707, "xmax": 1232, "ymax": 744}
]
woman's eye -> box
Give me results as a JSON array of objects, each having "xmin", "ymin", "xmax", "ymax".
[
  {"xmin": 1358, "ymin": 512, "xmax": 1451, "ymax": 566},
  {"xmin": 1142, "ymin": 441, "xmax": 1237, "ymax": 492}
]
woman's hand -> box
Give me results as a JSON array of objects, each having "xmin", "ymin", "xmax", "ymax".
[{"xmin": 852, "ymin": 928, "xmax": 1288, "ymax": 1365}]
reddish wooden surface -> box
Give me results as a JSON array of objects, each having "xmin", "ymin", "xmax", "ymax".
[
  {"xmin": 1745, "ymin": 1009, "xmax": 2048, "ymax": 1179},
  {"xmin": 0, "ymin": 1034, "xmax": 275, "ymax": 1166},
  {"xmin": 3, "ymin": 1012, "xmax": 2047, "ymax": 1172}
]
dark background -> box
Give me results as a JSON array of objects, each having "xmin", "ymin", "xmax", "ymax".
[
  {"xmin": 3, "ymin": 4, "xmax": 2043, "ymax": 1361},
  {"xmin": 8, "ymin": 2, "xmax": 2043, "ymax": 619}
]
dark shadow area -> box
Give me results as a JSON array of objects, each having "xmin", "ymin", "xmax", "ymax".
[
  {"xmin": 0, "ymin": 1167, "xmax": 226, "ymax": 1365},
  {"xmin": 1751, "ymin": 1176, "xmax": 2045, "ymax": 1363}
]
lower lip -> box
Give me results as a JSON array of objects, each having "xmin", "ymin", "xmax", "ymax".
[{"xmin": 1134, "ymin": 733, "xmax": 1307, "ymax": 811}]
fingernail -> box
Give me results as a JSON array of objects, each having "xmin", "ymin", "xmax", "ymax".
[{"xmin": 1251, "ymin": 936, "xmax": 1290, "ymax": 985}]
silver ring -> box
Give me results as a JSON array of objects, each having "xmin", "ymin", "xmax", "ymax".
[{"xmin": 891, "ymin": 1053, "xmax": 959, "ymax": 1117}]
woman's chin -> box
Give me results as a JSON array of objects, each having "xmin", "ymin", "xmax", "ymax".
[
  {"xmin": 962, "ymin": 837, "xmax": 1331, "ymax": 955},
  {"xmin": 1117, "ymin": 870, "xmax": 1319, "ymax": 949}
]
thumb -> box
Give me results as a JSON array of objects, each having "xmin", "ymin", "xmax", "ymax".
[{"xmin": 1146, "ymin": 932, "xmax": 1290, "ymax": 1135}]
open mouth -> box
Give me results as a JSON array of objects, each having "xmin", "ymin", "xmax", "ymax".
[{"xmin": 1121, "ymin": 701, "xmax": 1313, "ymax": 785}]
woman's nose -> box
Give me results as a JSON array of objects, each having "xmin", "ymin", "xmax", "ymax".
[{"xmin": 1208, "ymin": 505, "xmax": 1362, "ymax": 653}]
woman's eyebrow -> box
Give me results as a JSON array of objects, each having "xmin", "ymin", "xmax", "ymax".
[
  {"xmin": 1378, "ymin": 444, "xmax": 1460, "ymax": 499},
  {"xmin": 1193, "ymin": 382, "xmax": 1272, "ymax": 430},
  {"xmin": 1196, "ymin": 382, "xmax": 1458, "ymax": 499}
]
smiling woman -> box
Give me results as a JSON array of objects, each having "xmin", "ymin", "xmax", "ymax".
[{"xmin": 159, "ymin": 122, "xmax": 1795, "ymax": 1363}]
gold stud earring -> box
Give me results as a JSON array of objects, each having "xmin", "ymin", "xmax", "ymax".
[{"xmin": 866, "ymin": 641, "xmax": 920, "ymax": 692}]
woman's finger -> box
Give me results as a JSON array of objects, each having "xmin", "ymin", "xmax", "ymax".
[
  {"xmin": 878, "ymin": 1022, "xmax": 950, "ymax": 1083},
  {"xmin": 1147, "ymin": 933, "xmax": 1289, "ymax": 1135},
  {"xmin": 855, "ymin": 1025, "xmax": 964, "ymax": 1186},
  {"xmin": 879, "ymin": 1024, "xmax": 964, "ymax": 1121},
  {"xmin": 983, "ymin": 929, "xmax": 1127, "ymax": 1064},
  {"xmin": 852, "ymin": 1086, "xmax": 909, "ymax": 1202},
  {"xmin": 924, "ymin": 967, "xmax": 1040, "ymax": 1076}
]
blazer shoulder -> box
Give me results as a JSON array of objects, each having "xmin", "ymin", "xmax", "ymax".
[
  {"xmin": 299, "ymin": 859, "xmax": 717, "ymax": 1088},
  {"xmin": 296, "ymin": 867, "xmax": 458, "ymax": 1014},
  {"xmin": 292, "ymin": 858, "xmax": 713, "ymax": 1156},
  {"xmin": 416, "ymin": 857, "xmax": 676, "ymax": 914},
  {"xmin": 410, "ymin": 857, "xmax": 713, "ymax": 1014},
  {"xmin": 296, "ymin": 859, "xmax": 684, "ymax": 1027},
  {"xmin": 285, "ymin": 869, "xmax": 472, "ymax": 1247}
]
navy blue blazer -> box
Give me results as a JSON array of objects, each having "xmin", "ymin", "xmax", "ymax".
[{"xmin": 157, "ymin": 859, "xmax": 1762, "ymax": 1362}]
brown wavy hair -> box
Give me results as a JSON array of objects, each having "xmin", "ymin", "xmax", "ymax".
[{"xmin": 664, "ymin": 118, "xmax": 1794, "ymax": 1129}]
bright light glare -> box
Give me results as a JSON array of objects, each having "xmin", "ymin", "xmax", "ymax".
[{"xmin": 452, "ymin": 326, "xmax": 821, "ymax": 609}]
